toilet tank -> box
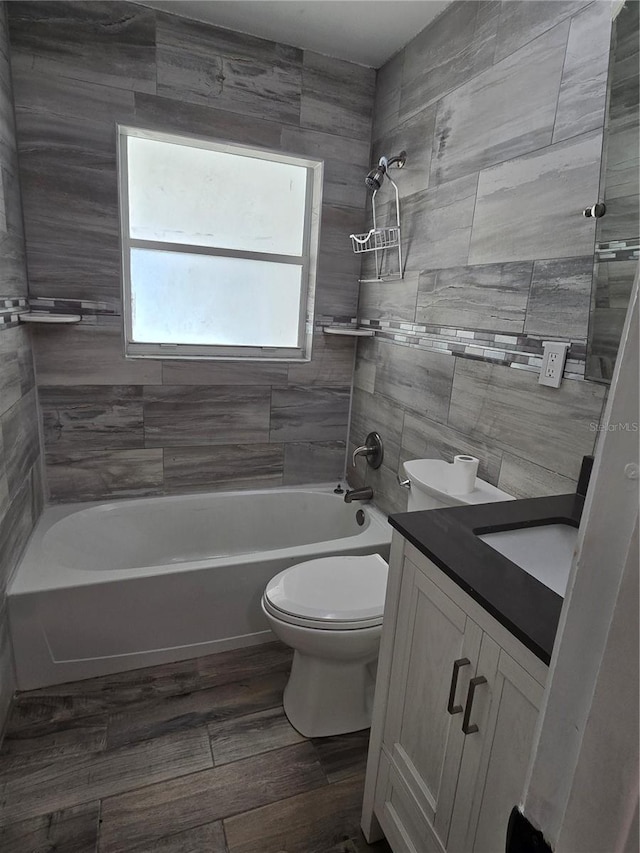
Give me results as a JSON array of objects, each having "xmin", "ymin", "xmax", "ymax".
[{"xmin": 403, "ymin": 459, "xmax": 514, "ymax": 511}]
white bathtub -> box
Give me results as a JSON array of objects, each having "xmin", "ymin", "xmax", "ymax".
[{"xmin": 8, "ymin": 486, "xmax": 391, "ymax": 690}]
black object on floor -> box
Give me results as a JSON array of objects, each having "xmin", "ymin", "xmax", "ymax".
[
  {"xmin": 577, "ymin": 454, "xmax": 595, "ymax": 497},
  {"xmin": 506, "ymin": 807, "xmax": 553, "ymax": 853}
]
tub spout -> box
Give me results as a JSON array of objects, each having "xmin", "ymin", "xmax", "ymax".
[{"xmin": 344, "ymin": 486, "xmax": 374, "ymax": 503}]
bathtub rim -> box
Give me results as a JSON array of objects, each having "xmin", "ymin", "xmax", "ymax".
[{"xmin": 9, "ymin": 483, "xmax": 391, "ymax": 596}]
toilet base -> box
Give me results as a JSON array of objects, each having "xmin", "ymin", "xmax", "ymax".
[{"xmin": 283, "ymin": 649, "xmax": 377, "ymax": 738}]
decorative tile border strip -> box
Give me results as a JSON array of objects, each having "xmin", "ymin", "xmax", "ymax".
[
  {"xmin": 29, "ymin": 297, "xmax": 120, "ymax": 316},
  {"xmin": 595, "ymin": 238, "xmax": 640, "ymax": 262},
  {"xmin": 358, "ymin": 318, "xmax": 587, "ymax": 381},
  {"xmin": 0, "ymin": 299, "xmax": 588, "ymax": 383},
  {"xmin": 0, "ymin": 296, "xmax": 28, "ymax": 329},
  {"xmin": 0, "ymin": 296, "xmax": 119, "ymax": 332},
  {"xmin": 314, "ymin": 314, "xmax": 358, "ymax": 329}
]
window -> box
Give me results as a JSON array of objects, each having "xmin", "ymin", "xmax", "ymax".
[{"xmin": 118, "ymin": 127, "xmax": 323, "ymax": 361}]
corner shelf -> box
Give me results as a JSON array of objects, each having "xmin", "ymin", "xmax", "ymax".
[{"xmin": 19, "ymin": 312, "xmax": 82, "ymax": 324}]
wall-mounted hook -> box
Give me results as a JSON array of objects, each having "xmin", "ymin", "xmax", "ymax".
[{"xmin": 583, "ymin": 203, "xmax": 606, "ymax": 218}]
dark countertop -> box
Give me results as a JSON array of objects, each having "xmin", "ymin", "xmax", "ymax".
[{"xmin": 389, "ymin": 494, "xmax": 584, "ymax": 664}]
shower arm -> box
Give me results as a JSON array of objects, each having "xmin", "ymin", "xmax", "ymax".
[{"xmin": 386, "ymin": 153, "xmax": 406, "ymax": 169}]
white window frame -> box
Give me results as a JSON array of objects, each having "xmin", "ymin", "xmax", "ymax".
[{"xmin": 117, "ymin": 125, "xmax": 323, "ymax": 362}]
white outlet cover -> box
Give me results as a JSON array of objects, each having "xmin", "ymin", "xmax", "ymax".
[{"xmin": 539, "ymin": 342, "xmax": 570, "ymax": 388}]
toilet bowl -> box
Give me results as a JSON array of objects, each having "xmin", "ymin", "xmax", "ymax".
[{"xmin": 261, "ymin": 553, "xmax": 388, "ymax": 738}]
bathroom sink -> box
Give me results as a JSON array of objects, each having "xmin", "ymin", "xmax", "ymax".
[{"xmin": 478, "ymin": 523, "xmax": 579, "ymax": 596}]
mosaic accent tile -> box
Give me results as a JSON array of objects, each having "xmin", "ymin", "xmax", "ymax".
[
  {"xmin": 595, "ymin": 239, "xmax": 640, "ymax": 262},
  {"xmin": 28, "ymin": 297, "xmax": 119, "ymax": 316},
  {"xmin": 356, "ymin": 316, "xmax": 588, "ymax": 380},
  {"xmin": 0, "ymin": 296, "xmax": 29, "ymax": 331},
  {"xmin": 0, "ymin": 298, "xmax": 28, "ymax": 310}
]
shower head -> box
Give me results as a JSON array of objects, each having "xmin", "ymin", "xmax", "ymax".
[
  {"xmin": 364, "ymin": 151, "xmax": 407, "ymax": 190},
  {"xmin": 365, "ymin": 164, "xmax": 386, "ymax": 191}
]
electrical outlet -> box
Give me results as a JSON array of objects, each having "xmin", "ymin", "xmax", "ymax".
[{"xmin": 539, "ymin": 342, "xmax": 569, "ymax": 388}]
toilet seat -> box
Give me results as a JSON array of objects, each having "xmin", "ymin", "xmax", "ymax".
[
  {"xmin": 262, "ymin": 595, "xmax": 383, "ymax": 630},
  {"xmin": 263, "ymin": 554, "xmax": 388, "ymax": 631}
]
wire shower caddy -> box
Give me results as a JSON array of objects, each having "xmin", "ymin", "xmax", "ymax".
[{"xmin": 350, "ymin": 175, "xmax": 403, "ymax": 282}]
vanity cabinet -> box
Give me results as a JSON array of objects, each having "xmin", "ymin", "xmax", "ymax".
[{"xmin": 362, "ymin": 535, "xmax": 547, "ymax": 853}]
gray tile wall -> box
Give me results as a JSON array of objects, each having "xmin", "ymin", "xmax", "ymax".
[
  {"xmin": 8, "ymin": 1, "xmax": 376, "ymax": 501},
  {"xmin": 0, "ymin": 4, "xmax": 43, "ymax": 729},
  {"xmin": 349, "ymin": 0, "xmax": 611, "ymax": 515},
  {"xmin": 588, "ymin": 0, "xmax": 639, "ymax": 380}
]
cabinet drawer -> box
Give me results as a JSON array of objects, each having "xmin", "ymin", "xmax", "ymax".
[{"xmin": 375, "ymin": 750, "xmax": 446, "ymax": 853}]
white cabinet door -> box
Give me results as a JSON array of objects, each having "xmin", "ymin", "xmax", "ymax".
[
  {"xmin": 380, "ymin": 556, "xmax": 483, "ymax": 850},
  {"xmin": 375, "ymin": 751, "xmax": 440, "ymax": 853},
  {"xmin": 451, "ymin": 646, "xmax": 545, "ymax": 853}
]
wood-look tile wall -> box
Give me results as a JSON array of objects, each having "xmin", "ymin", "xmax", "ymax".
[
  {"xmin": 349, "ymin": 0, "xmax": 611, "ymax": 514},
  {"xmin": 7, "ymin": 1, "xmax": 375, "ymax": 501},
  {"xmin": 0, "ymin": 4, "xmax": 43, "ymax": 727}
]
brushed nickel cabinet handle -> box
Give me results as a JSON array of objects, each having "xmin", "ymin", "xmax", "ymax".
[
  {"xmin": 447, "ymin": 658, "xmax": 470, "ymax": 715},
  {"xmin": 462, "ymin": 676, "xmax": 487, "ymax": 734}
]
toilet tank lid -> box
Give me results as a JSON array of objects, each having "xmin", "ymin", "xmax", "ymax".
[
  {"xmin": 403, "ymin": 459, "xmax": 514, "ymax": 505},
  {"xmin": 264, "ymin": 554, "xmax": 388, "ymax": 623}
]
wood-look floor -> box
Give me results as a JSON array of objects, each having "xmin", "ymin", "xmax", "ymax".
[{"xmin": 0, "ymin": 642, "xmax": 392, "ymax": 853}]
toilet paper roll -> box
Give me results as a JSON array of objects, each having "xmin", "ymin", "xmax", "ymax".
[{"xmin": 450, "ymin": 455, "xmax": 479, "ymax": 494}]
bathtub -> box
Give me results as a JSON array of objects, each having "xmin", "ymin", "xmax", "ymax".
[{"xmin": 8, "ymin": 486, "xmax": 391, "ymax": 690}]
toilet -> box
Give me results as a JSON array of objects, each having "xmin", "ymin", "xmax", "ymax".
[
  {"xmin": 261, "ymin": 553, "xmax": 388, "ymax": 738},
  {"xmin": 403, "ymin": 457, "xmax": 514, "ymax": 511},
  {"xmin": 263, "ymin": 459, "xmax": 514, "ymax": 738}
]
